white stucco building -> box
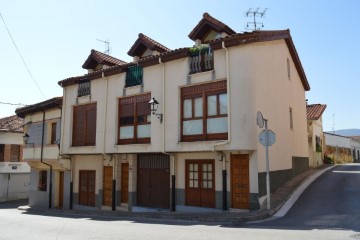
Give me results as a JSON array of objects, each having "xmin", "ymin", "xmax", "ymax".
[{"xmin": 58, "ymin": 13, "xmax": 310, "ymax": 211}]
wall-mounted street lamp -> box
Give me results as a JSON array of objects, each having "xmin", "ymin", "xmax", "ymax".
[
  {"xmin": 23, "ymin": 133, "xmax": 34, "ymax": 148},
  {"xmin": 149, "ymin": 97, "xmax": 163, "ymax": 123}
]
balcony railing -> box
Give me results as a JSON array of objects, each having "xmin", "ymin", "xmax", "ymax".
[
  {"xmin": 126, "ymin": 65, "xmax": 143, "ymax": 87},
  {"xmin": 78, "ymin": 79, "xmax": 90, "ymax": 97},
  {"xmin": 189, "ymin": 46, "xmax": 213, "ymax": 74}
]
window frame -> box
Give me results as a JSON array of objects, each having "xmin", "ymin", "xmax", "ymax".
[
  {"xmin": 181, "ymin": 80, "xmax": 228, "ymax": 142},
  {"xmin": 118, "ymin": 93, "xmax": 151, "ymax": 145},
  {"xmin": 72, "ymin": 103, "xmax": 97, "ymax": 147}
]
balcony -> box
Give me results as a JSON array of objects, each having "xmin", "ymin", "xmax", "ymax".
[
  {"xmin": 125, "ymin": 65, "xmax": 143, "ymax": 87},
  {"xmin": 78, "ymin": 79, "xmax": 91, "ymax": 97},
  {"xmin": 189, "ymin": 46, "xmax": 213, "ymax": 74},
  {"xmin": 0, "ymin": 162, "xmax": 30, "ymax": 173}
]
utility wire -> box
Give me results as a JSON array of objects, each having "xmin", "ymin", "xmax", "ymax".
[
  {"xmin": 0, "ymin": 101, "xmax": 27, "ymax": 106},
  {"xmin": 0, "ymin": 11, "xmax": 46, "ymax": 98}
]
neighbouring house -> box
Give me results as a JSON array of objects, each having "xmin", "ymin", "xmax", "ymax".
[
  {"xmin": 57, "ymin": 12, "xmax": 310, "ymax": 212},
  {"xmin": 350, "ymin": 137, "xmax": 360, "ymax": 163},
  {"xmin": 0, "ymin": 115, "xmax": 30, "ymax": 202},
  {"xmin": 15, "ymin": 97, "xmax": 70, "ymax": 209},
  {"xmin": 306, "ymin": 103, "xmax": 326, "ymax": 167},
  {"xmin": 324, "ymin": 132, "xmax": 355, "ymax": 164}
]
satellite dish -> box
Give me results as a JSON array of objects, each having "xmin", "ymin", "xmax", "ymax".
[{"xmin": 257, "ymin": 111, "xmax": 264, "ymax": 128}]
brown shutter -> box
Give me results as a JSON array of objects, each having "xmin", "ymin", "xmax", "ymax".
[
  {"xmin": 86, "ymin": 107, "xmax": 97, "ymax": 146},
  {"xmin": 10, "ymin": 145, "xmax": 20, "ymax": 162},
  {"xmin": 51, "ymin": 122, "xmax": 57, "ymax": 144},
  {"xmin": 72, "ymin": 106, "xmax": 85, "ymax": 146},
  {"xmin": 137, "ymin": 101, "xmax": 150, "ymax": 116},
  {"xmin": 120, "ymin": 103, "xmax": 134, "ymax": 117}
]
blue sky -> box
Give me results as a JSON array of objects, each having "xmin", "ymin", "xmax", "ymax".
[{"xmin": 1, "ymin": 1, "xmax": 359, "ymax": 131}]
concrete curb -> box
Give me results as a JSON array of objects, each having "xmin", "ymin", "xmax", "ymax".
[{"xmin": 273, "ymin": 165, "xmax": 335, "ymax": 217}]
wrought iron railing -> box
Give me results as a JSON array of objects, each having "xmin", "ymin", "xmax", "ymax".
[
  {"xmin": 125, "ymin": 65, "xmax": 143, "ymax": 87},
  {"xmin": 189, "ymin": 46, "xmax": 213, "ymax": 74},
  {"xmin": 77, "ymin": 79, "xmax": 90, "ymax": 97}
]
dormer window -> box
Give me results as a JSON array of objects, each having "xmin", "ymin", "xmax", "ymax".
[
  {"xmin": 78, "ymin": 79, "xmax": 90, "ymax": 97},
  {"xmin": 125, "ymin": 65, "xmax": 143, "ymax": 88}
]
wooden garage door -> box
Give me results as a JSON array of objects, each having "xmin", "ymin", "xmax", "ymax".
[
  {"xmin": 137, "ymin": 154, "xmax": 170, "ymax": 209},
  {"xmin": 79, "ymin": 170, "xmax": 95, "ymax": 207},
  {"xmin": 185, "ymin": 160, "xmax": 215, "ymax": 208},
  {"xmin": 103, "ymin": 166, "xmax": 113, "ymax": 206},
  {"xmin": 231, "ymin": 154, "xmax": 250, "ymax": 209}
]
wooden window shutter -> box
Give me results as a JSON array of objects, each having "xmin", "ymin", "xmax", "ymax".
[
  {"xmin": 86, "ymin": 107, "xmax": 97, "ymax": 146},
  {"xmin": 10, "ymin": 144, "xmax": 20, "ymax": 162},
  {"xmin": 73, "ymin": 106, "xmax": 86, "ymax": 146},
  {"xmin": 137, "ymin": 101, "xmax": 150, "ymax": 116},
  {"xmin": 120, "ymin": 103, "xmax": 134, "ymax": 117}
]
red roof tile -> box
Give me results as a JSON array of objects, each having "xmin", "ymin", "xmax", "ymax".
[
  {"xmin": 188, "ymin": 12, "xmax": 236, "ymax": 41},
  {"xmin": 307, "ymin": 104, "xmax": 326, "ymax": 120},
  {"xmin": 0, "ymin": 115, "xmax": 24, "ymax": 132},
  {"xmin": 127, "ymin": 33, "xmax": 171, "ymax": 57},
  {"xmin": 82, "ymin": 49, "xmax": 127, "ymax": 69}
]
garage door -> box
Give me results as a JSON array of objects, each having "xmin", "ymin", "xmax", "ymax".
[{"xmin": 137, "ymin": 154, "xmax": 170, "ymax": 209}]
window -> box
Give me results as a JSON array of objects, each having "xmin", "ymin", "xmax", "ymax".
[
  {"xmin": 0, "ymin": 144, "xmax": 4, "ymax": 162},
  {"xmin": 38, "ymin": 170, "xmax": 47, "ymax": 191},
  {"xmin": 125, "ymin": 65, "xmax": 143, "ymax": 87},
  {"xmin": 289, "ymin": 107, "xmax": 293, "ymax": 129},
  {"xmin": 287, "ymin": 58, "xmax": 291, "ymax": 79},
  {"xmin": 118, "ymin": 93, "xmax": 151, "ymax": 144},
  {"xmin": 10, "ymin": 145, "xmax": 20, "ymax": 162},
  {"xmin": 72, "ymin": 103, "xmax": 97, "ymax": 146},
  {"xmin": 77, "ymin": 79, "xmax": 90, "ymax": 97},
  {"xmin": 51, "ymin": 122, "xmax": 57, "ymax": 144},
  {"xmin": 181, "ymin": 80, "xmax": 228, "ymax": 142}
]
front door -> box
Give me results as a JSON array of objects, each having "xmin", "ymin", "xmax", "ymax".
[
  {"xmin": 103, "ymin": 166, "xmax": 113, "ymax": 206},
  {"xmin": 59, "ymin": 172, "xmax": 64, "ymax": 208},
  {"xmin": 121, "ymin": 163, "xmax": 129, "ymax": 203},
  {"xmin": 231, "ymin": 154, "xmax": 250, "ymax": 209},
  {"xmin": 185, "ymin": 160, "xmax": 215, "ymax": 208},
  {"xmin": 79, "ymin": 170, "xmax": 95, "ymax": 207}
]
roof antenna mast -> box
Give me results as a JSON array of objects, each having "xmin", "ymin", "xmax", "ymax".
[
  {"xmin": 245, "ymin": 7, "xmax": 267, "ymax": 31},
  {"xmin": 96, "ymin": 39, "xmax": 111, "ymax": 55}
]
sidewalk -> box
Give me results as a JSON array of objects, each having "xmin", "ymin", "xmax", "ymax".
[{"xmin": 17, "ymin": 165, "xmax": 334, "ymax": 224}]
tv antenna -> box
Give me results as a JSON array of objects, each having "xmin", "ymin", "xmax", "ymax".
[
  {"xmin": 96, "ymin": 39, "xmax": 111, "ymax": 55},
  {"xmin": 245, "ymin": 7, "xmax": 267, "ymax": 30}
]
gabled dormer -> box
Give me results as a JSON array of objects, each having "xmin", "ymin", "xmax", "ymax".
[
  {"xmin": 188, "ymin": 12, "xmax": 236, "ymax": 46},
  {"xmin": 127, "ymin": 33, "xmax": 170, "ymax": 62},
  {"xmin": 82, "ymin": 49, "xmax": 127, "ymax": 73}
]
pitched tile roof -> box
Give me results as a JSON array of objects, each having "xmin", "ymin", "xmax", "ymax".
[
  {"xmin": 15, "ymin": 97, "xmax": 63, "ymax": 118},
  {"xmin": 188, "ymin": 12, "xmax": 236, "ymax": 41},
  {"xmin": 82, "ymin": 49, "xmax": 127, "ymax": 69},
  {"xmin": 0, "ymin": 115, "xmax": 24, "ymax": 132},
  {"xmin": 127, "ymin": 33, "xmax": 171, "ymax": 57},
  {"xmin": 307, "ymin": 104, "xmax": 327, "ymax": 120}
]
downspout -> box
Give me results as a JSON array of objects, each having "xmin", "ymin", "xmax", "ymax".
[
  {"xmin": 212, "ymin": 41, "xmax": 231, "ymax": 211},
  {"xmin": 159, "ymin": 57, "xmax": 176, "ymax": 212},
  {"xmin": 38, "ymin": 107, "xmax": 53, "ymax": 209},
  {"xmin": 101, "ymin": 73, "xmax": 116, "ymax": 211},
  {"xmin": 60, "ymin": 83, "xmax": 73, "ymax": 209}
]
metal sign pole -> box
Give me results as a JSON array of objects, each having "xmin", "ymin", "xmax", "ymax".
[{"xmin": 265, "ymin": 119, "xmax": 270, "ymax": 210}]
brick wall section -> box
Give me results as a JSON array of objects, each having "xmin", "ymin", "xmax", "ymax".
[{"xmin": 4, "ymin": 144, "xmax": 11, "ymax": 162}]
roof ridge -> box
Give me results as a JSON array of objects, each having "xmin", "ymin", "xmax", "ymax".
[{"xmin": 139, "ymin": 33, "xmax": 171, "ymax": 52}]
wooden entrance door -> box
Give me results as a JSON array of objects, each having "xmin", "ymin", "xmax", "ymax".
[
  {"xmin": 79, "ymin": 170, "xmax": 96, "ymax": 207},
  {"xmin": 137, "ymin": 154, "xmax": 170, "ymax": 209},
  {"xmin": 121, "ymin": 163, "xmax": 129, "ymax": 203},
  {"xmin": 59, "ymin": 172, "xmax": 64, "ymax": 208},
  {"xmin": 231, "ymin": 154, "xmax": 250, "ymax": 209},
  {"xmin": 185, "ymin": 160, "xmax": 215, "ymax": 208},
  {"xmin": 103, "ymin": 166, "xmax": 113, "ymax": 206}
]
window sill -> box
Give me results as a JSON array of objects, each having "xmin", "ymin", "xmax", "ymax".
[{"xmin": 188, "ymin": 69, "xmax": 214, "ymax": 77}]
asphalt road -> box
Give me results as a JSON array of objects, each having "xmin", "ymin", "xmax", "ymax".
[{"xmin": 0, "ymin": 164, "xmax": 359, "ymax": 240}]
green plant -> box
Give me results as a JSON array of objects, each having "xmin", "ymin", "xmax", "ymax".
[
  {"xmin": 323, "ymin": 155, "xmax": 333, "ymax": 164},
  {"xmin": 189, "ymin": 44, "xmax": 210, "ymax": 54},
  {"xmin": 316, "ymin": 144, "xmax": 322, "ymax": 153}
]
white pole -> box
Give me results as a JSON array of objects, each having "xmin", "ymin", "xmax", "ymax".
[{"xmin": 265, "ymin": 119, "xmax": 271, "ymax": 210}]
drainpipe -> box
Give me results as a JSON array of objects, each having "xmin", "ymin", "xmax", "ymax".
[
  {"xmin": 101, "ymin": 73, "xmax": 116, "ymax": 211},
  {"xmin": 159, "ymin": 57, "xmax": 176, "ymax": 212},
  {"xmin": 38, "ymin": 107, "xmax": 53, "ymax": 209},
  {"xmin": 60, "ymin": 84, "xmax": 73, "ymax": 210},
  {"xmin": 212, "ymin": 41, "xmax": 231, "ymax": 211}
]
